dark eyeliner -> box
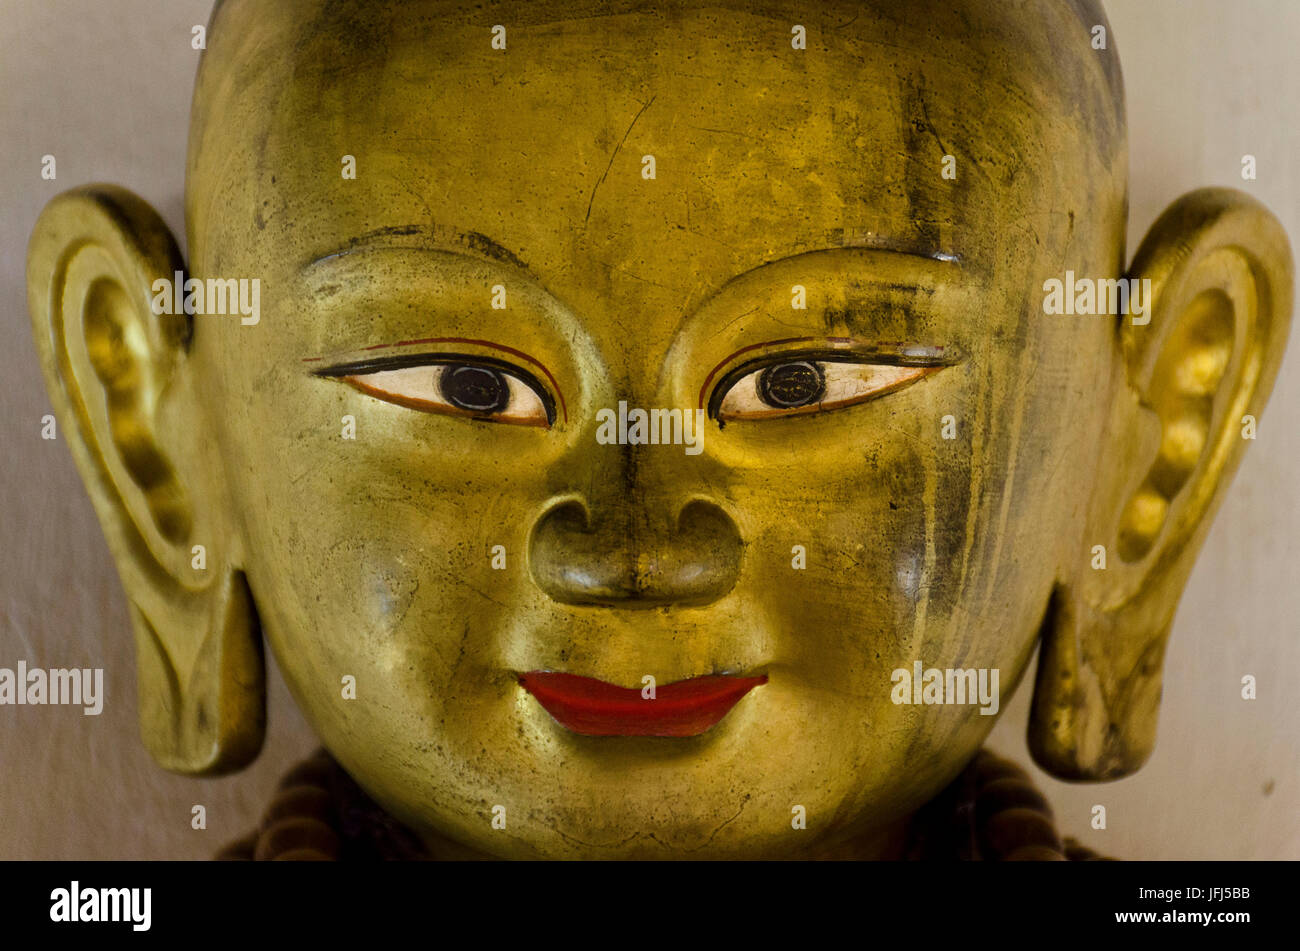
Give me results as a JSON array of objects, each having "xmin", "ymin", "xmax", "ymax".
[
  {"xmin": 706, "ymin": 346, "xmax": 961, "ymax": 421},
  {"xmin": 313, "ymin": 352, "xmax": 557, "ymax": 426}
]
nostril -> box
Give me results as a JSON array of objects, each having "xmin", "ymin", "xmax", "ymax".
[
  {"xmin": 546, "ymin": 498, "xmax": 591, "ymax": 534},
  {"xmin": 676, "ymin": 498, "xmax": 736, "ymax": 537}
]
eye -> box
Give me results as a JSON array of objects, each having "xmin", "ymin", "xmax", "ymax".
[
  {"xmin": 713, "ymin": 357, "xmax": 933, "ymax": 422},
  {"xmin": 324, "ymin": 358, "xmax": 554, "ymax": 427}
]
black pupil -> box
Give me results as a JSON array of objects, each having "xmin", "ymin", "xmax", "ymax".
[
  {"xmin": 440, "ymin": 364, "xmax": 510, "ymax": 413},
  {"xmin": 758, "ymin": 361, "xmax": 825, "ymax": 408}
]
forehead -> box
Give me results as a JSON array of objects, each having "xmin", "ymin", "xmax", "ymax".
[{"xmin": 188, "ymin": 0, "xmax": 1123, "ymax": 354}]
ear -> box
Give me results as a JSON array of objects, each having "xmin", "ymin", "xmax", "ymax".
[
  {"xmin": 1029, "ymin": 188, "xmax": 1293, "ymax": 780},
  {"xmin": 27, "ymin": 185, "xmax": 264, "ymax": 774}
]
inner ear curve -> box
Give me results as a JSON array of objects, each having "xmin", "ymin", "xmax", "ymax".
[
  {"xmin": 1117, "ymin": 286, "xmax": 1235, "ymax": 563},
  {"xmin": 53, "ymin": 241, "xmax": 193, "ymax": 583},
  {"xmin": 83, "ymin": 276, "xmax": 193, "ymax": 545}
]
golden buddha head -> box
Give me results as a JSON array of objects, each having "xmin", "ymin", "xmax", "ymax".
[{"xmin": 27, "ymin": 0, "xmax": 1292, "ymax": 858}]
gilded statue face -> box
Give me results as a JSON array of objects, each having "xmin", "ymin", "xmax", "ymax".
[
  {"xmin": 182, "ymin": 0, "xmax": 1124, "ymax": 858},
  {"xmin": 29, "ymin": 0, "xmax": 1291, "ymax": 859}
]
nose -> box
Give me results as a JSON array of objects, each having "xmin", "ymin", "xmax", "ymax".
[{"xmin": 529, "ymin": 496, "xmax": 743, "ymax": 608}]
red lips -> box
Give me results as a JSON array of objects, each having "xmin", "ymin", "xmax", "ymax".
[{"xmin": 519, "ymin": 671, "xmax": 767, "ymax": 737}]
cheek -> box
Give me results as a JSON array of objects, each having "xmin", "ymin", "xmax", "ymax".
[
  {"xmin": 735, "ymin": 421, "xmax": 1046, "ymax": 743},
  {"xmin": 741, "ymin": 438, "xmax": 978, "ymax": 689},
  {"xmin": 221, "ymin": 405, "xmax": 543, "ymax": 743}
]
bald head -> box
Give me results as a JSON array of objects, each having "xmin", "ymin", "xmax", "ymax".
[{"xmin": 187, "ymin": 0, "xmax": 1127, "ymax": 287}]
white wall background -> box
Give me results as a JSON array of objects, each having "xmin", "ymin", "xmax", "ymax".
[{"xmin": 0, "ymin": 0, "xmax": 1296, "ymax": 859}]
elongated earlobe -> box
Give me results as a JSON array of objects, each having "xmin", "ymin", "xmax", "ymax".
[
  {"xmin": 1029, "ymin": 188, "xmax": 1293, "ymax": 780},
  {"xmin": 28, "ymin": 185, "xmax": 264, "ymax": 774}
]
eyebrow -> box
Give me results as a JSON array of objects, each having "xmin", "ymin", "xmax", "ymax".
[
  {"xmin": 820, "ymin": 231, "xmax": 962, "ymax": 265},
  {"xmin": 305, "ymin": 225, "xmax": 960, "ymax": 272},
  {"xmin": 302, "ymin": 224, "xmax": 529, "ymax": 273}
]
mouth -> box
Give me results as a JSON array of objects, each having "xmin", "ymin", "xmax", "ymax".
[{"xmin": 518, "ymin": 671, "xmax": 768, "ymax": 737}]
